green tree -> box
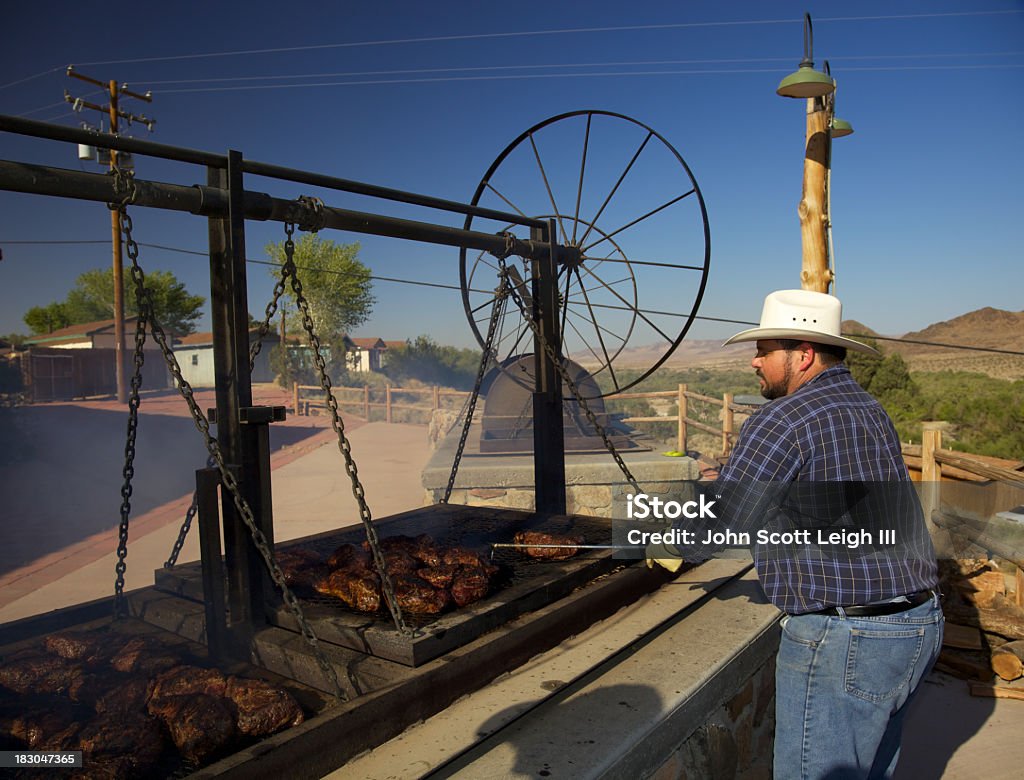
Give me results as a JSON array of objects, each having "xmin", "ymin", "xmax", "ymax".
[
  {"xmin": 264, "ymin": 234, "xmax": 374, "ymax": 346},
  {"xmin": 23, "ymin": 302, "xmax": 72, "ymax": 334},
  {"xmin": 24, "ymin": 268, "xmax": 205, "ymax": 335},
  {"xmin": 383, "ymin": 336, "xmax": 483, "ymax": 389}
]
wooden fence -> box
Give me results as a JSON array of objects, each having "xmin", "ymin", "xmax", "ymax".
[
  {"xmin": 607, "ymin": 383, "xmax": 759, "ymax": 456},
  {"xmin": 293, "ymin": 382, "xmax": 471, "ymax": 424}
]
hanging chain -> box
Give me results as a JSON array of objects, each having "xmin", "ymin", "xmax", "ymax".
[
  {"xmin": 282, "ymin": 219, "xmax": 412, "ymax": 637},
  {"xmin": 164, "ymin": 454, "xmax": 216, "ymax": 569},
  {"xmin": 113, "ymin": 168, "xmax": 145, "ymax": 619},
  {"xmin": 441, "ymin": 269, "xmax": 508, "ymax": 503},
  {"xmin": 500, "ymin": 256, "xmax": 642, "ymax": 495},
  {"xmin": 117, "ymin": 206, "xmax": 345, "ymax": 699},
  {"xmin": 249, "ymin": 264, "xmax": 292, "ymax": 370}
]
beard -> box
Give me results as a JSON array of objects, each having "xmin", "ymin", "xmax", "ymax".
[{"xmin": 758, "ymin": 360, "xmax": 793, "ymax": 400}]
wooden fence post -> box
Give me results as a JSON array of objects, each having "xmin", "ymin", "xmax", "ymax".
[
  {"xmin": 386, "ymin": 384, "xmax": 393, "ymax": 424},
  {"xmin": 677, "ymin": 383, "xmax": 687, "ymax": 454},
  {"xmin": 433, "ymin": 385, "xmax": 440, "ymax": 411},
  {"xmin": 293, "ymin": 381, "xmax": 299, "ymax": 416},
  {"xmin": 722, "ymin": 392, "xmax": 734, "ymax": 456},
  {"xmin": 921, "ymin": 422, "xmax": 948, "ymax": 554},
  {"xmin": 363, "ymin": 385, "xmax": 370, "ymax": 420}
]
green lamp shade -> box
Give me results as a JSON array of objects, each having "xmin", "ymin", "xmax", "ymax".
[
  {"xmin": 831, "ymin": 117, "xmax": 854, "ymax": 137},
  {"xmin": 776, "ymin": 65, "xmax": 836, "ymax": 98}
]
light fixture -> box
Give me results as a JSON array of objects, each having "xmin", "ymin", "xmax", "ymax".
[
  {"xmin": 830, "ymin": 117, "xmax": 854, "ymax": 137},
  {"xmin": 776, "ymin": 13, "xmax": 835, "ymax": 98}
]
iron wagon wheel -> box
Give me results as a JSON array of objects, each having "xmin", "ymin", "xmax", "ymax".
[{"xmin": 459, "ymin": 110, "xmax": 711, "ymax": 399}]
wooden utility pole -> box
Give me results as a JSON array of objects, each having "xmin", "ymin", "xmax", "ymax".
[
  {"xmin": 65, "ymin": 67, "xmax": 154, "ymax": 403},
  {"xmin": 799, "ymin": 95, "xmax": 832, "ymax": 293}
]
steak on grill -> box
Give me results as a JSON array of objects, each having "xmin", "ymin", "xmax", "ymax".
[
  {"xmin": 147, "ymin": 665, "xmax": 227, "ymax": 706},
  {"xmin": 450, "ymin": 565, "xmax": 494, "ymax": 607},
  {"xmin": 512, "ymin": 531, "xmax": 585, "ymax": 560},
  {"xmin": 327, "ymin": 543, "xmax": 372, "ymax": 572},
  {"xmin": 393, "ymin": 574, "xmax": 450, "ymax": 614},
  {"xmin": 314, "ymin": 569, "xmax": 382, "ymax": 612},
  {"xmin": 108, "ymin": 636, "xmax": 181, "ymax": 676},
  {"xmin": 276, "ymin": 548, "xmax": 328, "ymax": 590},
  {"xmin": 78, "ymin": 710, "xmax": 167, "ymax": 770},
  {"xmin": 225, "ymin": 676, "xmax": 304, "ymax": 737},
  {"xmin": 148, "ymin": 692, "xmax": 236, "ymax": 764},
  {"xmin": 45, "ymin": 630, "xmax": 114, "ymax": 666},
  {"xmin": 0, "ymin": 651, "xmax": 84, "ymax": 696},
  {"xmin": 418, "ymin": 563, "xmax": 459, "ymax": 589}
]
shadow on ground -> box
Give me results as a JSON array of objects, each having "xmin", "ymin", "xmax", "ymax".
[{"xmin": 0, "ymin": 399, "xmax": 326, "ymax": 576}]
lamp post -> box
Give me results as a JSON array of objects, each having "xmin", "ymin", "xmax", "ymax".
[{"xmin": 776, "ymin": 13, "xmax": 853, "ymax": 294}]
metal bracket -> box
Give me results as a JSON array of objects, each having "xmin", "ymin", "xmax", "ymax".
[{"xmin": 208, "ymin": 405, "xmax": 287, "ymax": 424}]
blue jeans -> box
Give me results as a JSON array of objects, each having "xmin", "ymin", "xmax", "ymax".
[{"xmin": 774, "ymin": 595, "xmax": 943, "ymax": 779}]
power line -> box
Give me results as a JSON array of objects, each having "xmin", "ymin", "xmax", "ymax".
[
  {"xmin": 70, "ymin": 10, "xmax": 1022, "ymax": 68},
  {"xmin": 5, "ymin": 238, "xmax": 1023, "ymax": 358}
]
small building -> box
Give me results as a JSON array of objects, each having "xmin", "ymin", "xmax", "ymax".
[
  {"xmin": 24, "ymin": 317, "xmax": 163, "ymax": 352},
  {"xmin": 173, "ymin": 330, "xmax": 280, "ymax": 387},
  {"xmin": 347, "ymin": 337, "xmax": 387, "ymax": 373}
]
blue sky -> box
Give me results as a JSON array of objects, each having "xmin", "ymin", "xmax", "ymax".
[{"xmin": 2, "ymin": 0, "xmax": 1022, "ymax": 355}]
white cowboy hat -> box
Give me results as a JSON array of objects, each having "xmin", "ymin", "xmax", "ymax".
[{"xmin": 723, "ymin": 289, "xmax": 880, "ymax": 356}]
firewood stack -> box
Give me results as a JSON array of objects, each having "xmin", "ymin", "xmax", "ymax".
[{"xmin": 936, "ymin": 558, "xmax": 1024, "ymax": 700}]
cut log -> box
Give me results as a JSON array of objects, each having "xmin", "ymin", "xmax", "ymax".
[
  {"xmin": 991, "ymin": 641, "xmax": 1024, "ymax": 681},
  {"xmin": 943, "ymin": 622, "xmax": 983, "ymax": 650},
  {"xmin": 943, "ymin": 596, "xmax": 1024, "ymax": 641},
  {"xmin": 970, "ymin": 682, "xmax": 1024, "ymax": 701},
  {"xmin": 957, "ymin": 570, "xmax": 1007, "ymax": 594},
  {"xmin": 1017, "ymin": 568, "xmax": 1023, "ymax": 609},
  {"xmin": 936, "ymin": 650, "xmax": 993, "ymax": 681}
]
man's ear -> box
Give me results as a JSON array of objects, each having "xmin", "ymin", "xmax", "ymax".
[{"xmin": 796, "ymin": 342, "xmax": 816, "ymax": 371}]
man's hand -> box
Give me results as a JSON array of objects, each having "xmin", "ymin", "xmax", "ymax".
[{"xmin": 645, "ymin": 539, "xmax": 683, "ymax": 573}]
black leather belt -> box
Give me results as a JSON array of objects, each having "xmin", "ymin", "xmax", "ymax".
[{"xmin": 814, "ymin": 589, "xmax": 935, "ymax": 617}]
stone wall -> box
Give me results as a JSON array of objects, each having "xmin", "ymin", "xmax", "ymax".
[{"xmin": 649, "ymin": 655, "xmax": 776, "ymax": 780}]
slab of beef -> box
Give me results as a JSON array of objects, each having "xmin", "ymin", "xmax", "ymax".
[
  {"xmin": 512, "ymin": 531, "xmax": 585, "ymax": 560},
  {"xmin": 393, "ymin": 574, "xmax": 450, "ymax": 614},
  {"xmin": 45, "ymin": 630, "xmax": 113, "ymax": 666},
  {"xmin": 276, "ymin": 548, "xmax": 328, "ymax": 590},
  {"xmin": 382, "ymin": 549, "xmax": 419, "ymax": 575},
  {"xmin": 78, "ymin": 711, "xmax": 166, "ymax": 770},
  {"xmin": 371, "ymin": 534, "xmax": 442, "ymax": 567},
  {"xmin": 440, "ymin": 546, "xmax": 489, "ymax": 568},
  {"xmin": 147, "ymin": 665, "xmax": 227, "ymax": 706},
  {"xmin": 95, "ymin": 676, "xmax": 151, "ymax": 715},
  {"xmin": 0, "ymin": 700, "xmax": 77, "ymax": 749},
  {"xmin": 450, "ymin": 566, "xmax": 493, "ymax": 607},
  {"xmin": 0, "ymin": 650, "xmax": 83, "ymax": 696},
  {"xmin": 69, "ymin": 671, "xmax": 125, "ymax": 707},
  {"xmin": 148, "ymin": 693, "xmax": 236, "ymax": 764},
  {"xmin": 224, "ymin": 676, "xmax": 304, "ymax": 737},
  {"xmin": 418, "ymin": 563, "xmax": 459, "ymax": 589},
  {"xmin": 327, "ymin": 543, "xmax": 372, "ymax": 572},
  {"xmin": 314, "ymin": 569, "xmax": 382, "ymax": 612},
  {"xmin": 109, "ymin": 636, "xmax": 181, "ymax": 676}
]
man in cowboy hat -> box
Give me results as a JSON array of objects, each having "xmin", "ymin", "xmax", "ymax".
[{"xmin": 650, "ymin": 289, "xmax": 941, "ymax": 779}]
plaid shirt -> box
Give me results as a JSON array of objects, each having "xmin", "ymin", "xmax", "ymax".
[{"xmin": 708, "ymin": 364, "xmax": 938, "ymax": 614}]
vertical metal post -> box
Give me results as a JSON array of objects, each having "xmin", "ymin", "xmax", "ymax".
[
  {"xmin": 109, "ymin": 80, "xmax": 126, "ymax": 404},
  {"xmin": 531, "ymin": 219, "xmax": 566, "ymax": 514},
  {"xmin": 206, "ymin": 151, "xmax": 266, "ymax": 651},
  {"xmin": 196, "ymin": 467, "xmax": 229, "ymax": 660}
]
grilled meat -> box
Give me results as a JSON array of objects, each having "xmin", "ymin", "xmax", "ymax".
[
  {"xmin": 78, "ymin": 710, "xmax": 167, "ymax": 770},
  {"xmin": 224, "ymin": 676, "xmax": 304, "ymax": 737},
  {"xmin": 371, "ymin": 534, "xmax": 442, "ymax": 567},
  {"xmin": 0, "ymin": 650, "xmax": 83, "ymax": 696},
  {"xmin": 45, "ymin": 630, "xmax": 113, "ymax": 666},
  {"xmin": 276, "ymin": 547, "xmax": 328, "ymax": 590},
  {"xmin": 109, "ymin": 636, "xmax": 181, "ymax": 676},
  {"xmin": 0, "ymin": 700, "xmax": 76, "ymax": 749},
  {"xmin": 440, "ymin": 545, "xmax": 489, "ymax": 568},
  {"xmin": 95, "ymin": 676, "xmax": 151, "ymax": 715},
  {"xmin": 147, "ymin": 665, "xmax": 227, "ymax": 706},
  {"xmin": 393, "ymin": 574, "xmax": 450, "ymax": 614},
  {"xmin": 148, "ymin": 693, "xmax": 236, "ymax": 764},
  {"xmin": 314, "ymin": 569, "xmax": 382, "ymax": 612},
  {"xmin": 327, "ymin": 543, "xmax": 372, "ymax": 572},
  {"xmin": 418, "ymin": 563, "xmax": 459, "ymax": 589},
  {"xmin": 68, "ymin": 671, "xmax": 125, "ymax": 707},
  {"xmin": 382, "ymin": 549, "xmax": 419, "ymax": 575},
  {"xmin": 512, "ymin": 531, "xmax": 585, "ymax": 560},
  {"xmin": 450, "ymin": 566, "xmax": 492, "ymax": 607}
]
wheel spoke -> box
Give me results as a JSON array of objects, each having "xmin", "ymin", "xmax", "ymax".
[
  {"xmin": 582, "ymin": 189, "xmax": 696, "ymax": 254},
  {"xmin": 577, "ymin": 263, "xmax": 674, "ymax": 344},
  {"xmin": 583, "ymin": 255, "xmax": 705, "ymax": 271},
  {"xmin": 578, "ymin": 130, "xmax": 652, "ymax": 248},
  {"xmin": 528, "ymin": 133, "xmax": 570, "ymax": 245},
  {"xmin": 484, "ymin": 182, "xmax": 530, "ymax": 219},
  {"xmin": 571, "ymin": 266, "xmax": 618, "ymax": 389},
  {"xmin": 572, "ymin": 114, "xmax": 593, "ymax": 245}
]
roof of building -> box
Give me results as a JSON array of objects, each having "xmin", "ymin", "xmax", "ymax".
[
  {"xmin": 349, "ymin": 337, "xmax": 386, "ymax": 350},
  {"xmin": 175, "ymin": 329, "xmax": 281, "ymax": 348},
  {"xmin": 24, "ymin": 317, "xmax": 142, "ymax": 345}
]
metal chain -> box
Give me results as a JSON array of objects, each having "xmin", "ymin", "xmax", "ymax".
[
  {"xmin": 441, "ymin": 271, "xmax": 508, "ymax": 503},
  {"xmin": 282, "ymin": 220, "xmax": 412, "ymax": 637},
  {"xmin": 118, "ymin": 207, "xmax": 345, "ymax": 699},
  {"xmin": 249, "ymin": 265, "xmax": 292, "ymax": 372},
  {"xmin": 114, "ymin": 190, "xmax": 146, "ymax": 618},
  {"xmin": 500, "ymin": 256, "xmax": 642, "ymax": 495},
  {"xmin": 164, "ymin": 454, "xmax": 217, "ymax": 569}
]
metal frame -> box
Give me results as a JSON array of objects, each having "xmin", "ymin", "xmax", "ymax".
[{"xmin": 0, "ymin": 113, "xmax": 571, "ymax": 644}]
